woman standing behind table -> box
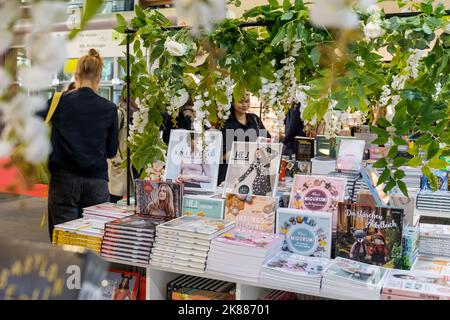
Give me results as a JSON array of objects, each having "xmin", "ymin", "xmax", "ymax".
[
  {"xmin": 38, "ymin": 49, "xmax": 119, "ymax": 241},
  {"xmin": 218, "ymin": 92, "xmax": 271, "ymax": 186}
]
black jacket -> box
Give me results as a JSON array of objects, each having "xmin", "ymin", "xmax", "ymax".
[{"xmin": 38, "ymin": 87, "xmax": 119, "ymax": 180}]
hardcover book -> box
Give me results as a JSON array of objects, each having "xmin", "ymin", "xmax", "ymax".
[
  {"xmin": 315, "ymin": 135, "xmax": 336, "ymax": 158},
  {"xmin": 336, "ymin": 203, "xmax": 404, "ymax": 268},
  {"xmin": 288, "ymin": 175, "xmax": 347, "ymax": 232},
  {"xmin": 135, "ymin": 179, "xmax": 183, "ymax": 219},
  {"xmin": 294, "ymin": 137, "xmax": 315, "ymax": 161},
  {"xmin": 105, "ymin": 215, "xmax": 162, "ymax": 233},
  {"xmin": 336, "ymin": 139, "xmax": 366, "ymax": 172},
  {"xmin": 224, "ymin": 193, "xmax": 276, "ymax": 233},
  {"xmin": 223, "ymin": 141, "xmax": 283, "ymax": 197},
  {"xmin": 164, "ymin": 129, "xmax": 222, "ymax": 192},
  {"xmin": 382, "ymin": 269, "xmax": 450, "ymax": 299},
  {"xmin": 263, "ymin": 251, "xmax": 332, "ymax": 277},
  {"xmin": 214, "ymin": 227, "xmax": 282, "ymax": 249},
  {"xmin": 412, "ymin": 255, "xmax": 450, "ymax": 275},
  {"xmin": 182, "ymin": 195, "xmax": 225, "ymax": 220},
  {"xmin": 325, "ymin": 257, "xmax": 387, "ymax": 286},
  {"xmin": 276, "ymin": 208, "xmax": 332, "ymax": 258}
]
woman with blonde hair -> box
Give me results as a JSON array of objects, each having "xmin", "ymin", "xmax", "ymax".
[
  {"xmin": 38, "ymin": 49, "xmax": 119, "ymax": 240},
  {"xmin": 146, "ymin": 183, "xmax": 175, "ymax": 219}
]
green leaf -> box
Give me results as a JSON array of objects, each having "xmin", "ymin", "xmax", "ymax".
[
  {"xmin": 281, "ymin": 11, "xmax": 294, "ymax": 20},
  {"xmin": 294, "ymin": 0, "xmax": 303, "ymax": 10},
  {"xmin": 233, "ymin": 80, "xmax": 245, "ymax": 102},
  {"xmin": 373, "ymin": 158, "xmax": 388, "ymax": 169},
  {"xmin": 378, "ymin": 168, "xmax": 391, "ymax": 186},
  {"xmin": 283, "ymin": 0, "xmax": 292, "ymax": 11},
  {"xmin": 116, "ymin": 14, "xmax": 127, "ymax": 27},
  {"xmin": 268, "ymin": 0, "xmax": 280, "ymax": 8},
  {"xmin": 388, "ymin": 145, "xmax": 398, "ymax": 159},
  {"xmin": 394, "ymin": 169, "xmax": 405, "ymax": 180},
  {"xmin": 271, "ymin": 27, "xmax": 286, "ymax": 46},
  {"xmin": 428, "ymin": 158, "xmax": 449, "ymax": 169},
  {"xmin": 393, "ymin": 136, "xmax": 408, "ymax": 146},
  {"xmin": 397, "ymin": 180, "xmax": 409, "ymax": 197},
  {"xmin": 422, "ymin": 24, "xmax": 433, "ymax": 34},
  {"xmin": 135, "ymin": 3, "xmax": 146, "ymax": 20},
  {"xmin": 426, "ymin": 140, "xmax": 440, "ymax": 160},
  {"xmin": 383, "ymin": 179, "xmax": 396, "ymax": 193},
  {"xmin": 377, "ymin": 117, "xmax": 391, "ymax": 129},
  {"xmin": 408, "ymin": 156, "xmax": 422, "ymax": 167},
  {"xmin": 370, "ymin": 125, "xmax": 388, "ymax": 138},
  {"xmin": 310, "ymin": 47, "xmax": 320, "ymax": 66},
  {"xmin": 69, "ymin": 0, "xmax": 104, "ymax": 40},
  {"xmin": 393, "ymin": 157, "xmax": 409, "ymax": 167}
]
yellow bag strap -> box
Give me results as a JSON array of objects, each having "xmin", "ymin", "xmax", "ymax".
[
  {"xmin": 40, "ymin": 92, "xmax": 61, "ymax": 229},
  {"xmin": 45, "ymin": 92, "xmax": 62, "ymax": 124}
]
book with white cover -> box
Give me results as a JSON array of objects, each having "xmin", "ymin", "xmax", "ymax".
[
  {"xmin": 82, "ymin": 202, "xmax": 135, "ymax": 217},
  {"xmin": 156, "ymin": 216, "xmax": 235, "ymax": 239},
  {"xmin": 262, "ymin": 251, "xmax": 332, "ymax": 277},
  {"xmin": 412, "ymin": 255, "xmax": 450, "ymax": 275},
  {"xmin": 336, "ymin": 139, "xmax": 366, "ymax": 172},
  {"xmin": 382, "ymin": 269, "xmax": 450, "ymax": 300}
]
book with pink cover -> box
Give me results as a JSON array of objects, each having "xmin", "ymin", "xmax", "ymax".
[
  {"xmin": 382, "ymin": 269, "xmax": 450, "ymax": 300},
  {"xmin": 288, "ymin": 176, "xmax": 347, "ymax": 232},
  {"xmin": 224, "ymin": 193, "xmax": 277, "ymax": 233},
  {"xmin": 214, "ymin": 227, "xmax": 282, "ymax": 249},
  {"xmin": 336, "ymin": 139, "xmax": 366, "ymax": 171},
  {"xmin": 380, "ymin": 293, "xmax": 419, "ymax": 300}
]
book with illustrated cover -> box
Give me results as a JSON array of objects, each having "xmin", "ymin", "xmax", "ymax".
[
  {"xmin": 360, "ymin": 167, "xmax": 390, "ymax": 206},
  {"xmin": 224, "ymin": 193, "xmax": 276, "ymax": 233},
  {"xmin": 223, "ymin": 141, "xmax": 283, "ymax": 197},
  {"xmin": 336, "ymin": 203, "xmax": 404, "ymax": 268},
  {"xmin": 289, "ymin": 175, "xmax": 347, "ymax": 232},
  {"xmin": 412, "ymin": 255, "xmax": 450, "ymax": 275},
  {"xmin": 263, "ymin": 251, "xmax": 332, "ymax": 277},
  {"xmin": 100, "ymin": 270, "xmax": 140, "ymax": 300},
  {"xmin": 382, "ymin": 269, "xmax": 450, "ymax": 300},
  {"xmin": 276, "ymin": 208, "xmax": 332, "ymax": 258},
  {"xmin": 182, "ymin": 195, "xmax": 225, "ymax": 219},
  {"xmin": 421, "ymin": 169, "xmax": 449, "ymax": 192},
  {"xmin": 294, "ymin": 137, "xmax": 315, "ymax": 161},
  {"xmin": 164, "ymin": 129, "xmax": 222, "ymax": 192},
  {"xmin": 135, "ymin": 180, "xmax": 183, "ymax": 218},
  {"xmin": 324, "ymin": 257, "xmax": 387, "ymax": 286},
  {"xmin": 213, "ymin": 227, "xmax": 282, "ymax": 250},
  {"xmin": 157, "ymin": 216, "xmax": 235, "ymax": 239},
  {"xmin": 315, "ymin": 135, "xmax": 336, "ymax": 158},
  {"xmin": 105, "ymin": 215, "xmax": 162, "ymax": 233},
  {"xmin": 336, "ymin": 139, "xmax": 366, "ymax": 172},
  {"xmin": 285, "ymin": 160, "xmax": 311, "ymax": 180}
]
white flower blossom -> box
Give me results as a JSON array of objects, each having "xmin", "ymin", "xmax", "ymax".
[
  {"xmin": 18, "ymin": 66, "xmax": 53, "ymax": 91},
  {"xmin": 129, "ymin": 105, "xmax": 149, "ymax": 145},
  {"xmin": 31, "ymin": 1, "xmax": 67, "ymax": 33},
  {"xmin": 170, "ymin": 88, "xmax": 190, "ymax": 110},
  {"xmin": 145, "ymin": 160, "xmax": 166, "ymax": 181},
  {"xmin": 26, "ymin": 34, "xmax": 67, "ymax": 72},
  {"xmin": 433, "ymin": 82, "xmax": 442, "ymax": 101},
  {"xmin": 356, "ymin": 56, "xmax": 365, "ymax": 67},
  {"xmin": 0, "ymin": 140, "xmax": 13, "ymax": 158},
  {"xmin": 24, "ymin": 135, "xmax": 51, "ymax": 164},
  {"xmin": 364, "ymin": 21, "xmax": 384, "ymax": 39},
  {"xmin": 310, "ymin": 0, "xmax": 359, "ymax": 30},
  {"xmin": 165, "ymin": 39, "xmax": 187, "ymax": 57}
]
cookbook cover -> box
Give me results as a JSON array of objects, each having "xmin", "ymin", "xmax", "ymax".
[{"xmin": 182, "ymin": 195, "xmax": 225, "ymax": 220}]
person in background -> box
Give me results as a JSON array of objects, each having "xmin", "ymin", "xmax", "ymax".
[
  {"xmin": 282, "ymin": 102, "xmax": 306, "ymax": 157},
  {"xmin": 161, "ymin": 99, "xmax": 195, "ymax": 145},
  {"xmin": 108, "ymin": 84, "xmax": 139, "ymax": 203},
  {"xmin": 218, "ymin": 92, "xmax": 270, "ymax": 185},
  {"xmin": 38, "ymin": 49, "xmax": 119, "ymax": 241}
]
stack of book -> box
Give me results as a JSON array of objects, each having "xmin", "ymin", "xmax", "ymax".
[
  {"xmin": 311, "ymin": 157, "xmax": 336, "ymax": 175},
  {"xmin": 412, "ymin": 255, "xmax": 450, "ymax": 274},
  {"xmin": 328, "ymin": 171, "xmax": 364, "ymax": 201},
  {"xmin": 399, "ymin": 166, "xmax": 422, "ymax": 192},
  {"xmin": 167, "ymin": 275, "xmax": 235, "ymax": 300},
  {"xmin": 416, "ymin": 192, "xmax": 450, "ymax": 213},
  {"xmin": 321, "ymin": 257, "xmax": 387, "ymax": 300},
  {"xmin": 258, "ymin": 290, "xmax": 328, "ymax": 300},
  {"xmin": 151, "ymin": 216, "xmax": 235, "ymax": 273},
  {"xmin": 206, "ymin": 228, "xmax": 283, "ymax": 282},
  {"xmin": 381, "ymin": 269, "xmax": 450, "ymax": 300},
  {"xmin": 402, "ymin": 225, "xmax": 420, "ymax": 270},
  {"xmin": 52, "ymin": 218, "xmax": 104, "ymax": 253},
  {"xmin": 419, "ymin": 223, "xmax": 450, "ymax": 257},
  {"xmin": 82, "ymin": 202, "xmax": 135, "ymax": 230},
  {"xmin": 101, "ymin": 215, "xmax": 163, "ymax": 265},
  {"xmin": 259, "ymin": 252, "xmax": 331, "ymax": 296}
]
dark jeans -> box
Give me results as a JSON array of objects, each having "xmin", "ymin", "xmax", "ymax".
[{"xmin": 48, "ymin": 168, "xmax": 109, "ymax": 241}]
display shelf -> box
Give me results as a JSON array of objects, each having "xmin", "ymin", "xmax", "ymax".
[
  {"xmin": 103, "ymin": 256, "xmax": 150, "ymax": 269},
  {"xmin": 415, "ymin": 209, "xmax": 450, "ymax": 219}
]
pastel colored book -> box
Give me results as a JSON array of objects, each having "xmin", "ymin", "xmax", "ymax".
[
  {"xmin": 182, "ymin": 195, "xmax": 225, "ymax": 219},
  {"xmin": 82, "ymin": 202, "xmax": 135, "ymax": 217},
  {"xmin": 336, "ymin": 203, "xmax": 404, "ymax": 269},
  {"xmin": 413, "ymin": 255, "xmax": 450, "ymax": 275},
  {"xmin": 360, "ymin": 166, "xmax": 390, "ymax": 206},
  {"xmin": 214, "ymin": 227, "xmax": 282, "ymax": 249},
  {"xmin": 156, "ymin": 216, "xmax": 235, "ymax": 239},
  {"xmin": 276, "ymin": 208, "xmax": 332, "ymax": 258},
  {"xmin": 135, "ymin": 179, "xmax": 183, "ymax": 218},
  {"xmin": 224, "ymin": 193, "xmax": 277, "ymax": 233},
  {"xmin": 164, "ymin": 129, "xmax": 222, "ymax": 192},
  {"xmin": 336, "ymin": 139, "xmax": 366, "ymax": 172},
  {"xmin": 223, "ymin": 141, "xmax": 283, "ymax": 197},
  {"xmin": 382, "ymin": 269, "xmax": 450, "ymax": 300},
  {"xmin": 263, "ymin": 251, "xmax": 332, "ymax": 277},
  {"xmin": 325, "ymin": 257, "xmax": 387, "ymax": 287},
  {"xmin": 288, "ymin": 175, "xmax": 347, "ymax": 232}
]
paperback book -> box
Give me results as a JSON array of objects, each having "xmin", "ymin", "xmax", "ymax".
[
  {"xmin": 336, "ymin": 139, "xmax": 366, "ymax": 172},
  {"xmin": 223, "ymin": 141, "xmax": 283, "ymax": 197},
  {"xmin": 224, "ymin": 193, "xmax": 276, "ymax": 233},
  {"xmin": 412, "ymin": 255, "xmax": 450, "ymax": 275},
  {"xmin": 289, "ymin": 175, "xmax": 347, "ymax": 232},
  {"xmin": 182, "ymin": 195, "xmax": 225, "ymax": 219},
  {"xmin": 164, "ymin": 129, "xmax": 222, "ymax": 192},
  {"xmin": 336, "ymin": 203, "xmax": 404, "ymax": 268},
  {"xmin": 100, "ymin": 270, "xmax": 140, "ymax": 300},
  {"xmin": 276, "ymin": 208, "xmax": 332, "ymax": 258},
  {"xmin": 135, "ymin": 179, "xmax": 183, "ymax": 219}
]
